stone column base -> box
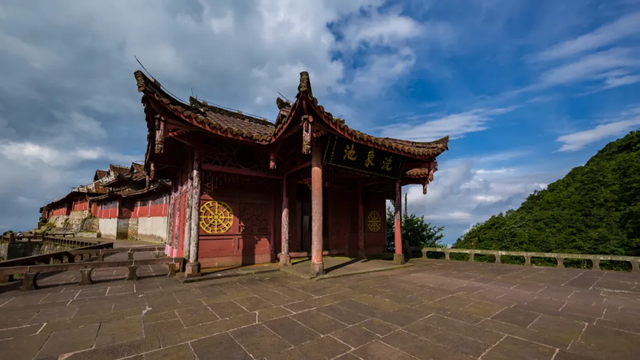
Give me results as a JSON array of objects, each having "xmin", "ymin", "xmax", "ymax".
[
  {"xmin": 310, "ymin": 261, "xmax": 325, "ymax": 277},
  {"xmin": 393, "ymin": 253, "xmax": 405, "ymax": 265},
  {"xmin": 185, "ymin": 262, "xmax": 201, "ymax": 277},
  {"xmin": 279, "ymin": 254, "xmax": 291, "ymax": 267}
]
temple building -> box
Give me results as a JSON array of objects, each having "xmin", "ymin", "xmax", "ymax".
[
  {"xmin": 135, "ymin": 70, "xmax": 448, "ymax": 277},
  {"xmin": 39, "ymin": 163, "xmax": 171, "ymax": 242}
]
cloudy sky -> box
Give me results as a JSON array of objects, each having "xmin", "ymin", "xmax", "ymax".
[{"xmin": 1, "ymin": 0, "xmax": 639, "ymax": 244}]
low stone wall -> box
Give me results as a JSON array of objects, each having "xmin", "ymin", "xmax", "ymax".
[
  {"xmin": 81, "ymin": 217, "xmax": 99, "ymax": 232},
  {"xmin": 47, "ymin": 215, "xmax": 69, "ymax": 229},
  {"xmin": 0, "ymin": 241, "xmax": 7, "ymax": 261},
  {"xmin": 416, "ymin": 247, "xmax": 640, "ymax": 272}
]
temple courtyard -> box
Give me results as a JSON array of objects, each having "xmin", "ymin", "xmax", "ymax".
[{"xmin": 1, "ymin": 259, "xmax": 639, "ymax": 360}]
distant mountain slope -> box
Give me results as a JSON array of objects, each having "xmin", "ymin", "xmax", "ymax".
[{"xmin": 454, "ymin": 131, "xmax": 640, "ymax": 256}]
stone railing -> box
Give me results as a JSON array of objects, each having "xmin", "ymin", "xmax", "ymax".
[
  {"xmin": 413, "ymin": 247, "xmax": 640, "ymax": 272},
  {"xmin": 0, "ymin": 257, "xmax": 184, "ymax": 291},
  {"xmin": 0, "ymin": 240, "xmax": 114, "ymax": 268}
]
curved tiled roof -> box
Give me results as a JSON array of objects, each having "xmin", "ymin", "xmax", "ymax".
[
  {"xmin": 134, "ymin": 70, "xmax": 449, "ymax": 160},
  {"xmin": 109, "ymin": 164, "xmax": 130, "ymax": 176},
  {"xmin": 405, "ymin": 168, "xmax": 432, "ymax": 178},
  {"xmin": 94, "ymin": 169, "xmax": 108, "ymax": 181}
]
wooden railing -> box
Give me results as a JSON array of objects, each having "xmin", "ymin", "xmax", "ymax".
[{"xmin": 412, "ymin": 247, "xmax": 640, "ymax": 272}]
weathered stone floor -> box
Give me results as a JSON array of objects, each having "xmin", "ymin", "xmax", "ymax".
[{"xmin": 1, "ymin": 259, "xmax": 639, "ymax": 359}]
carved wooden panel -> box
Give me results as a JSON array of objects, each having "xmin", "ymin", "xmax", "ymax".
[
  {"xmin": 203, "ymin": 141, "xmax": 268, "ymax": 172},
  {"xmin": 238, "ymin": 202, "xmax": 269, "ymax": 234}
]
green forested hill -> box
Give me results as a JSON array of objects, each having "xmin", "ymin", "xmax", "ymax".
[{"xmin": 454, "ymin": 131, "xmax": 640, "ymax": 256}]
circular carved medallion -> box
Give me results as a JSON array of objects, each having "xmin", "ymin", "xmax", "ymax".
[
  {"xmin": 367, "ymin": 211, "xmax": 382, "ymax": 232},
  {"xmin": 199, "ymin": 201, "xmax": 234, "ymax": 234}
]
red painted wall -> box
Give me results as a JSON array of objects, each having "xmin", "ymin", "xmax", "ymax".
[
  {"xmin": 50, "ymin": 204, "xmax": 70, "ymax": 216},
  {"xmin": 94, "ymin": 194, "xmax": 169, "ymax": 220},
  {"xmin": 97, "ymin": 200, "xmax": 119, "ymax": 219},
  {"xmin": 198, "ymin": 181, "xmax": 274, "ymax": 267},
  {"xmin": 72, "ymin": 199, "xmax": 89, "ymax": 211}
]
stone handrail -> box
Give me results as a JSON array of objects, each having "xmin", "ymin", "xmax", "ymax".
[
  {"xmin": 0, "ymin": 240, "xmax": 114, "ymax": 268},
  {"xmin": 0, "ymin": 257, "xmax": 184, "ymax": 291},
  {"xmin": 413, "ymin": 247, "xmax": 640, "ymax": 272}
]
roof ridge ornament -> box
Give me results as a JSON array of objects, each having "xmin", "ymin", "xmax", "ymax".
[{"xmin": 298, "ymin": 71, "xmax": 313, "ymax": 98}]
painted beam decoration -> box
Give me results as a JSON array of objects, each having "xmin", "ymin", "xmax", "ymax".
[{"xmin": 323, "ymin": 135, "xmax": 405, "ymax": 179}]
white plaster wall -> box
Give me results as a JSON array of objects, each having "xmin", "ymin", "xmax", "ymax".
[
  {"xmin": 99, "ymin": 218, "xmax": 118, "ymax": 238},
  {"xmin": 137, "ymin": 216, "xmax": 168, "ymax": 243}
]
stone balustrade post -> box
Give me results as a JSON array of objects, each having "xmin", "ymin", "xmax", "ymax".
[
  {"xmin": 444, "ymin": 250, "xmax": 450, "ymax": 260},
  {"xmin": 422, "ymin": 249, "xmax": 427, "ymax": 259},
  {"xmin": 79, "ymin": 268, "xmax": 93, "ymax": 285},
  {"xmin": 469, "ymin": 252, "xmax": 475, "ymax": 262},
  {"xmin": 495, "ymin": 254, "xmax": 502, "ymax": 264},
  {"xmin": 166, "ymin": 262, "xmax": 177, "ymax": 277},
  {"xmin": 127, "ymin": 265, "xmax": 138, "ymax": 281},
  {"xmin": 557, "ymin": 257, "xmax": 565, "ymax": 268},
  {"xmin": 22, "ymin": 272, "xmax": 38, "ymax": 291},
  {"xmin": 127, "ymin": 250, "xmax": 134, "ymax": 261},
  {"xmin": 631, "ymin": 260, "xmax": 640, "ymax": 272},
  {"xmin": 592, "ymin": 258, "xmax": 600, "ymax": 271},
  {"xmin": 524, "ymin": 255, "xmax": 532, "ymax": 266}
]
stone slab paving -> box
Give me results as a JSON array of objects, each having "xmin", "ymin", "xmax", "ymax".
[
  {"xmin": 0, "ymin": 259, "xmax": 639, "ymax": 359},
  {"xmin": 285, "ymin": 257, "xmax": 411, "ymax": 280}
]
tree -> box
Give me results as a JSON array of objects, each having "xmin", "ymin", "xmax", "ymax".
[
  {"xmin": 386, "ymin": 208, "xmax": 445, "ymax": 252},
  {"xmin": 453, "ymin": 130, "xmax": 640, "ymax": 256}
]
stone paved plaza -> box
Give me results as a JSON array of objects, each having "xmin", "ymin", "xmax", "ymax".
[{"xmin": 1, "ymin": 259, "xmax": 639, "ymax": 359}]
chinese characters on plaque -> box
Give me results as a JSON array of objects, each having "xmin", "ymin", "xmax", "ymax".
[{"xmin": 323, "ymin": 135, "xmax": 405, "ymax": 179}]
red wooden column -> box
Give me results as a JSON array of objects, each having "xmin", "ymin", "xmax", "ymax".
[
  {"xmin": 280, "ymin": 176, "xmax": 291, "ymax": 266},
  {"xmin": 310, "ymin": 138, "xmax": 324, "ymax": 276},
  {"xmin": 394, "ymin": 181, "xmax": 405, "ymax": 264},
  {"xmin": 357, "ymin": 180, "xmax": 365, "ymax": 259},
  {"xmin": 186, "ymin": 145, "xmax": 202, "ymax": 277}
]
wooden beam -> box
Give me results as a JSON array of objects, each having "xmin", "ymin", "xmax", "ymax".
[
  {"xmin": 202, "ymin": 164, "xmax": 283, "ymax": 179},
  {"xmin": 285, "ymin": 161, "xmax": 311, "ymax": 175}
]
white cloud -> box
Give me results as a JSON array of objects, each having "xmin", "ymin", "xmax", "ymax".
[
  {"xmin": 350, "ymin": 47, "xmax": 417, "ymax": 97},
  {"xmin": 403, "ymin": 152, "xmax": 566, "ymax": 244},
  {"xmin": 339, "ymin": 10, "xmax": 425, "ymax": 49},
  {"xmin": 557, "ymin": 115, "xmax": 640, "ymax": 152},
  {"xmin": 539, "ymin": 48, "xmax": 637, "ymax": 87},
  {"xmin": 474, "ymin": 195, "xmax": 502, "ymax": 202},
  {"xmin": 0, "ymin": 141, "xmax": 139, "ymax": 168},
  {"xmin": 603, "ymin": 74, "xmax": 640, "ymax": 89},
  {"xmin": 534, "ymin": 12, "xmax": 640, "ymax": 61},
  {"xmin": 474, "ymin": 168, "xmax": 515, "ymax": 175},
  {"xmin": 377, "ymin": 106, "xmax": 517, "ymax": 141}
]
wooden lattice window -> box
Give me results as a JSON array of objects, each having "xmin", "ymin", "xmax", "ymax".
[{"xmin": 239, "ymin": 203, "xmax": 269, "ymax": 234}]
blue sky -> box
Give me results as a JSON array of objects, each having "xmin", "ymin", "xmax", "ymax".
[{"xmin": 0, "ymin": 0, "xmax": 639, "ymax": 244}]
